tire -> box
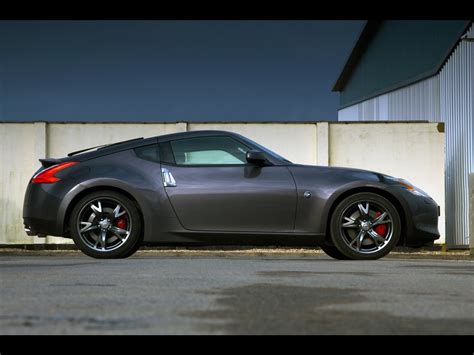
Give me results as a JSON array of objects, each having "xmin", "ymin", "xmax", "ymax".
[
  {"xmin": 329, "ymin": 192, "xmax": 401, "ymax": 260},
  {"xmin": 320, "ymin": 244, "xmax": 351, "ymax": 260},
  {"xmin": 119, "ymin": 240, "xmax": 142, "ymax": 259},
  {"xmin": 70, "ymin": 190, "xmax": 142, "ymax": 259}
]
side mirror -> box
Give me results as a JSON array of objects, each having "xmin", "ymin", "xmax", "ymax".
[{"xmin": 246, "ymin": 150, "xmax": 267, "ymax": 165}]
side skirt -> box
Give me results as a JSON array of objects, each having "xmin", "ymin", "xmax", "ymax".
[{"xmin": 143, "ymin": 231, "xmax": 326, "ymax": 246}]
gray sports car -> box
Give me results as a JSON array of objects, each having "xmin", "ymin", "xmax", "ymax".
[{"xmin": 23, "ymin": 130, "xmax": 440, "ymax": 260}]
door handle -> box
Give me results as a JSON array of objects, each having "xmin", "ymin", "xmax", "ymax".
[{"xmin": 161, "ymin": 168, "xmax": 177, "ymax": 187}]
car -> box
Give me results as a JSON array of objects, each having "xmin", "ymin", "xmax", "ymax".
[{"xmin": 23, "ymin": 130, "xmax": 440, "ymax": 260}]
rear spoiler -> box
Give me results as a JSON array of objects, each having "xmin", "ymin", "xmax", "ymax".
[
  {"xmin": 67, "ymin": 143, "xmax": 109, "ymax": 156},
  {"xmin": 37, "ymin": 137, "xmax": 146, "ymax": 168},
  {"xmin": 39, "ymin": 158, "xmax": 63, "ymax": 168},
  {"xmin": 67, "ymin": 137, "xmax": 144, "ymax": 156}
]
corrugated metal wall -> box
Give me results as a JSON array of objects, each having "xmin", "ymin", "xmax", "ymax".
[
  {"xmin": 338, "ymin": 23, "xmax": 473, "ymax": 247},
  {"xmin": 338, "ymin": 76, "xmax": 440, "ymax": 122},
  {"xmin": 440, "ymin": 24, "xmax": 473, "ymax": 247},
  {"xmin": 388, "ymin": 77, "xmax": 441, "ymax": 122}
]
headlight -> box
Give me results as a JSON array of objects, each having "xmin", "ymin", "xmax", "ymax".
[
  {"xmin": 398, "ymin": 180, "xmax": 430, "ymax": 197},
  {"xmin": 383, "ymin": 176, "xmax": 431, "ymax": 198}
]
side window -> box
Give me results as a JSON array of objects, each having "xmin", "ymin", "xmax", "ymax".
[
  {"xmin": 134, "ymin": 144, "xmax": 160, "ymax": 163},
  {"xmin": 170, "ymin": 136, "xmax": 249, "ymax": 166}
]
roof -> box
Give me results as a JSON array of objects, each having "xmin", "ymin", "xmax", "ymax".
[
  {"xmin": 62, "ymin": 130, "xmax": 237, "ymax": 161},
  {"xmin": 332, "ymin": 21, "xmax": 382, "ymax": 92},
  {"xmin": 332, "ymin": 20, "xmax": 472, "ymax": 108},
  {"xmin": 156, "ymin": 130, "xmax": 237, "ymax": 143}
]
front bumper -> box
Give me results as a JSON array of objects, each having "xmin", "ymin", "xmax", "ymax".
[{"xmin": 387, "ymin": 186, "xmax": 440, "ymax": 247}]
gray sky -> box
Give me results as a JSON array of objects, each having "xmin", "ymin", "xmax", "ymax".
[{"xmin": 0, "ymin": 20, "xmax": 365, "ymax": 122}]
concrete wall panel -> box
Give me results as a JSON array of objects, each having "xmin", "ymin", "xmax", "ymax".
[{"xmin": 1, "ymin": 124, "xmax": 40, "ymax": 244}]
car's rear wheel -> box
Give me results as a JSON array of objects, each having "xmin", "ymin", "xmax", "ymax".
[
  {"xmin": 329, "ymin": 192, "xmax": 401, "ymax": 260},
  {"xmin": 70, "ymin": 191, "xmax": 142, "ymax": 259}
]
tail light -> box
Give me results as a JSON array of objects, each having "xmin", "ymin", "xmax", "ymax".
[{"xmin": 32, "ymin": 162, "xmax": 78, "ymax": 184}]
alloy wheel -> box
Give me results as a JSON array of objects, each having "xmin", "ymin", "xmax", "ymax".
[
  {"xmin": 339, "ymin": 200, "xmax": 394, "ymax": 254},
  {"xmin": 76, "ymin": 198, "xmax": 132, "ymax": 252}
]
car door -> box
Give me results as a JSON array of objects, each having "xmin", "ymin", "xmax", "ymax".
[{"xmin": 160, "ymin": 135, "xmax": 296, "ymax": 232}]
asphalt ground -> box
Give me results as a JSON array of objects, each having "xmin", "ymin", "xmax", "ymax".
[{"xmin": 0, "ymin": 249, "xmax": 473, "ymax": 335}]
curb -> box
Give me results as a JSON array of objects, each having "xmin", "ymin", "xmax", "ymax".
[{"xmin": 0, "ymin": 246, "xmax": 471, "ymax": 261}]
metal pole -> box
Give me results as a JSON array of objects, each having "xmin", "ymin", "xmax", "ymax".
[{"xmin": 470, "ymin": 173, "xmax": 474, "ymax": 255}]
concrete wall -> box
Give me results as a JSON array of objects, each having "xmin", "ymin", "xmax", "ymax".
[
  {"xmin": 1, "ymin": 123, "xmax": 41, "ymax": 245},
  {"xmin": 0, "ymin": 121, "xmax": 445, "ymax": 245}
]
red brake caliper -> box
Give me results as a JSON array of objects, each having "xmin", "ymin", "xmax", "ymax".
[
  {"xmin": 116, "ymin": 217, "xmax": 127, "ymax": 230},
  {"xmin": 374, "ymin": 211, "xmax": 387, "ymax": 237}
]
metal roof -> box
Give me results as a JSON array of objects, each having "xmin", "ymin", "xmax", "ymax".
[
  {"xmin": 332, "ymin": 21, "xmax": 382, "ymax": 92},
  {"xmin": 332, "ymin": 20, "xmax": 472, "ymax": 98}
]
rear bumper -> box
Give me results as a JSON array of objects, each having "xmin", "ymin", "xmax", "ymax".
[
  {"xmin": 24, "ymin": 224, "xmax": 36, "ymax": 236},
  {"xmin": 23, "ymin": 224, "xmax": 47, "ymax": 238},
  {"xmin": 23, "ymin": 181, "xmax": 65, "ymax": 237}
]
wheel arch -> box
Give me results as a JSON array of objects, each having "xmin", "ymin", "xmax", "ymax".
[
  {"xmin": 323, "ymin": 186, "xmax": 407, "ymax": 246},
  {"xmin": 62, "ymin": 185, "xmax": 145, "ymax": 239}
]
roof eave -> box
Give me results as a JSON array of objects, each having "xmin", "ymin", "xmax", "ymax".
[{"xmin": 332, "ymin": 20, "xmax": 383, "ymax": 92}]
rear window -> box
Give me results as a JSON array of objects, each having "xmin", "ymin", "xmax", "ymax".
[{"xmin": 134, "ymin": 144, "xmax": 160, "ymax": 163}]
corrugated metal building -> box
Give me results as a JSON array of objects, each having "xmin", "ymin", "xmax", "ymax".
[{"xmin": 333, "ymin": 20, "xmax": 473, "ymax": 248}]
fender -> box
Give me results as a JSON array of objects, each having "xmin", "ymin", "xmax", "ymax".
[
  {"xmin": 57, "ymin": 178, "xmax": 143, "ymax": 231},
  {"xmin": 318, "ymin": 180, "xmax": 413, "ymax": 237},
  {"xmin": 57, "ymin": 177, "xmax": 178, "ymax": 242}
]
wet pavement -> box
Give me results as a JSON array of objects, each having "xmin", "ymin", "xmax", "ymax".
[{"xmin": 1, "ymin": 253, "xmax": 473, "ymax": 334}]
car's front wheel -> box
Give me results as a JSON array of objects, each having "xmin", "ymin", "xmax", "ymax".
[
  {"xmin": 70, "ymin": 191, "xmax": 142, "ymax": 259},
  {"xmin": 329, "ymin": 192, "xmax": 401, "ymax": 260},
  {"xmin": 319, "ymin": 244, "xmax": 351, "ymax": 260}
]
